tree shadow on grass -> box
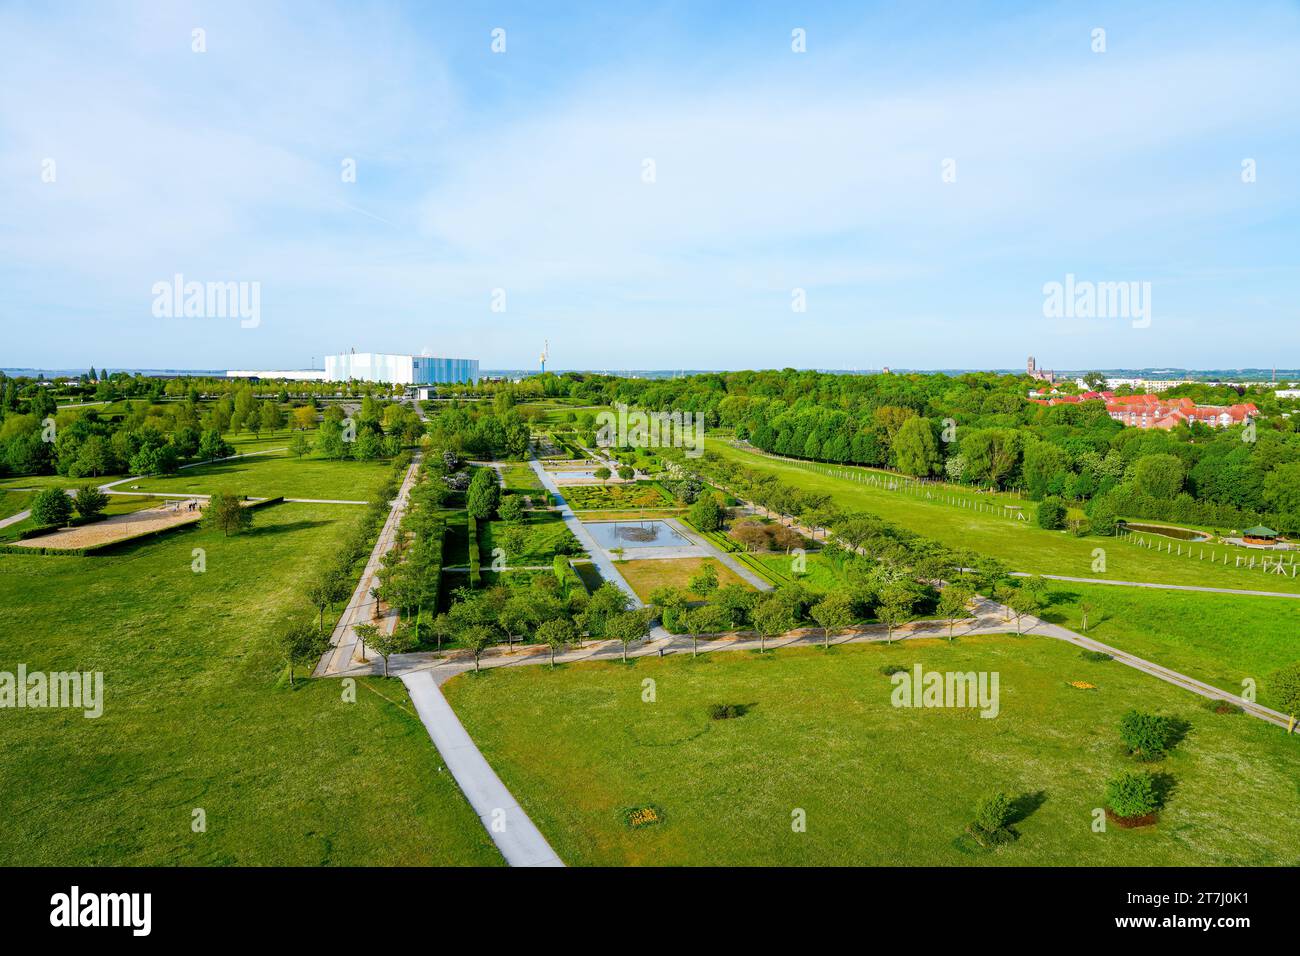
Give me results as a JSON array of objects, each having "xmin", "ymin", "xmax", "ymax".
[
  {"xmin": 1166, "ymin": 716, "xmax": 1193, "ymax": 750},
  {"xmin": 1007, "ymin": 790, "xmax": 1048, "ymax": 826},
  {"xmin": 1151, "ymin": 772, "xmax": 1177, "ymax": 809}
]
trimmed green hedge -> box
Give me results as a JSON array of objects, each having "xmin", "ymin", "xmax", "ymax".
[
  {"xmin": 467, "ymin": 514, "xmax": 481, "ymax": 588},
  {"xmin": 553, "ymin": 554, "xmax": 585, "ymax": 596}
]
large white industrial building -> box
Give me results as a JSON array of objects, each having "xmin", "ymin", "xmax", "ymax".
[{"xmin": 324, "ymin": 352, "xmax": 479, "ymax": 385}]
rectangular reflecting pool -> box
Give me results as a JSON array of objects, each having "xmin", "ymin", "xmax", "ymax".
[{"xmin": 586, "ymin": 519, "xmax": 688, "ymax": 549}]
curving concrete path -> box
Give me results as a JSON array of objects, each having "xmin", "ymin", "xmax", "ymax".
[
  {"xmin": 401, "ymin": 670, "xmax": 563, "ymax": 867},
  {"xmin": 1010, "ymin": 571, "xmax": 1300, "ymax": 599},
  {"xmin": 341, "ymin": 593, "xmax": 1293, "ymax": 730}
]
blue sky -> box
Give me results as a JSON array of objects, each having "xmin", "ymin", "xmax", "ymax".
[{"xmin": 2, "ymin": 0, "xmax": 1298, "ymax": 372}]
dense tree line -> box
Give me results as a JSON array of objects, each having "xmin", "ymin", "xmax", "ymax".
[{"xmin": 580, "ymin": 369, "xmax": 1300, "ymax": 533}]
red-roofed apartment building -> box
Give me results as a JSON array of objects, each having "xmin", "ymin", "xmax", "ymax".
[{"xmin": 1027, "ymin": 392, "xmax": 1258, "ymax": 430}]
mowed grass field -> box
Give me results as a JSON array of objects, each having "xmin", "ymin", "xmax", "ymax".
[
  {"xmin": 0, "ymin": 502, "xmax": 500, "ymax": 866},
  {"xmin": 445, "ymin": 635, "xmax": 1300, "ymax": 866},
  {"xmin": 709, "ymin": 440, "xmax": 1300, "ymax": 595},
  {"xmin": 0, "ymin": 488, "xmax": 35, "ymax": 520},
  {"xmin": 616, "ymin": 556, "xmax": 754, "ymax": 601},
  {"xmin": 481, "ymin": 512, "xmax": 578, "ymax": 566},
  {"xmin": 130, "ymin": 447, "xmax": 391, "ymax": 501},
  {"xmin": 1037, "ymin": 584, "xmax": 1300, "ymax": 710}
]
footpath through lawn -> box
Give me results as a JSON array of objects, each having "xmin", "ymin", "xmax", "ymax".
[
  {"xmin": 0, "ymin": 502, "xmax": 501, "ymax": 865},
  {"xmin": 446, "ymin": 635, "xmax": 1300, "ymax": 866}
]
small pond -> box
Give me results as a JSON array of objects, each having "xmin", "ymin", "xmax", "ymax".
[
  {"xmin": 587, "ymin": 520, "xmax": 688, "ymax": 549},
  {"xmin": 1121, "ymin": 522, "xmax": 1210, "ymax": 542}
]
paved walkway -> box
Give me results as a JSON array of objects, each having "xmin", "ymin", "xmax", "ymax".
[
  {"xmin": 313, "ymin": 452, "xmax": 423, "ymax": 676},
  {"xmin": 528, "ymin": 456, "xmax": 642, "ymax": 607},
  {"xmin": 1011, "ymin": 571, "xmax": 1300, "ymax": 599},
  {"xmin": 667, "ymin": 517, "xmax": 773, "ymax": 590},
  {"xmin": 401, "ymin": 671, "xmax": 563, "ymax": 867},
  {"xmin": 0, "ymin": 446, "xmax": 336, "ymax": 530},
  {"xmin": 338, "ymin": 593, "xmax": 1293, "ymax": 730}
]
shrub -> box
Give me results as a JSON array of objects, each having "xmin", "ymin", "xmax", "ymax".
[
  {"xmin": 973, "ymin": 792, "xmax": 1012, "ymax": 834},
  {"xmin": 202, "ymin": 491, "xmax": 255, "ymax": 537},
  {"xmin": 466, "ymin": 468, "xmax": 499, "ymax": 520},
  {"xmin": 1118, "ymin": 710, "xmax": 1176, "ymax": 760},
  {"xmin": 879, "ymin": 664, "xmax": 908, "ymax": 677},
  {"xmin": 498, "ymin": 494, "xmax": 525, "ymax": 523},
  {"xmin": 965, "ymin": 791, "xmax": 1016, "ymax": 848},
  {"xmin": 1267, "ymin": 661, "xmax": 1300, "ymax": 722},
  {"xmin": 688, "ymin": 494, "xmax": 723, "ymax": 532},
  {"xmin": 31, "ymin": 488, "xmax": 72, "ymax": 527},
  {"xmin": 707, "ymin": 703, "xmax": 749, "ymax": 720},
  {"xmin": 1080, "ymin": 650, "xmax": 1113, "ymax": 662},
  {"xmin": 1036, "ymin": 496, "xmax": 1067, "ymax": 530},
  {"xmin": 1086, "ymin": 491, "xmax": 1121, "ymax": 535},
  {"xmin": 72, "ymin": 485, "xmax": 108, "ymax": 520},
  {"xmin": 1105, "ymin": 770, "xmax": 1159, "ymax": 820}
]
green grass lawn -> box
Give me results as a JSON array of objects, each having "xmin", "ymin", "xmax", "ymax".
[
  {"xmin": 500, "ymin": 463, "xmax": 544, "ymax": 496},
  {"xmin": 617, "ymin": 557, "xmax": 754, "ymax": 601},
  {"xmin": 0, "ymin": 502, "xmax": 500, "ymax": 866},
  {"xmin": 0, "ymin": 473, "xmax": 124, "ymax": 493},
  {"xmin": 709, "ymin": 439, "xmax": 1300, "ymax": 595},
  {"xmin": 0, "ymin": 430, "xmax": 309, "ymax": 497},
  {"xmin": 1036, "ymin": 584, "xmax": 1300, "ymax": 710},
  {"xmin": 0, "ymin": 488, "xmax": 35, "ymax": 520},
  {"xmin": 481, "ymin": 512, "xmax": 579, "ymax": 566},
  {"xmin": 445, "ymin": 634, "xmax": 1300, "ymax": 866},
  {"xmin": 753, "ymin": 550, "xmax": 846, "ymax": 591},
  {"xmin": 131, "ymin": 448, "xmax": 391, "ymax": 501}
]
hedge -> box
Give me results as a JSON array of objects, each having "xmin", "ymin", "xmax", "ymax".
[
  {"xmin": 553, "ymin": 554, "xmax": 585, "ymax": 595},
  {"xmin": 467, "ymin": 514, "xmax": 481, "ymax": 588}
]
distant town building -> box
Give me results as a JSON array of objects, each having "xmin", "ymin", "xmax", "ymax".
[
  {"xmin": 1028, "ymin": 390, "xmax": 1258, "ymax": 430},
  {"xmin": 324, "ymin": 352, "xmax": 479, "ymax": 385},
  {"xmin": 1026, "ymin": 356, "xmax": 1055, "ymax": 384},
  {"xmin": 1102, "ymin": 376, "xmax": 1193, "ymax": 392}
]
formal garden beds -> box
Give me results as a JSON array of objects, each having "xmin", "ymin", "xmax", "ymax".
[{"xmin": 563, "ymin": 482, "xmax": 675, "ymax": 511}]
